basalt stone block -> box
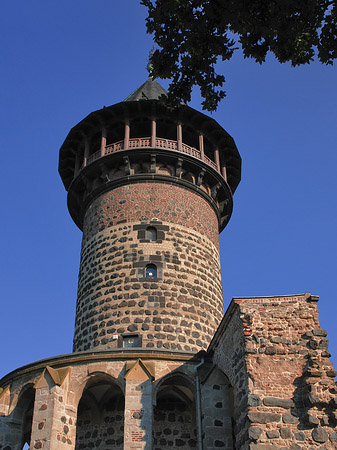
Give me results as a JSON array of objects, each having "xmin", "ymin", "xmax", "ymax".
[
  {"xmin": 280, "ymin": 427, "xmax": 293, "ymax": 439},
  {"xmin": 319, "ymin": 340, "xmax": 329, "ymax": 349},
  {"xmin": 307, "ymin": 393, "xmax": 320, "ymax": 405},
  {"xmin": 289, "ymin": 444, "xmax": 302, "ymax": 450},
  {"xmin": 307, "ymin": 415, "xmax": 320, "ymax": 426},
  {"xmin": 263, "ymin": 397, "xmax": 294, "ymax": 409},
  {"xmin": 321, "ymin": 415, "xmax": 330, "ymax": 426},
  {"xmin": 248, "ymin": 394, "xmax": 262, "ymax": 407},
  {"xmin": 312, "ymin": 328, "xmax": 328, "ymax": 337},
  {"xmin": 265, "ymin": 346, "xmax": 277, "ymax": 355},
  {"xmin": 312, "ymin": 428, "xmax": 328, "ymax": 443},
  {"xmin": 248, "ymin": 412, "xmax": 281, "ymax": 424},
  {"xmin": 249, "ymin": 426, "xmax": 263, "ymax": 440},
  {"xmin": 330, "ymin": 431, "xmax": 337, "ymax": 443},
  {"xmin": 266, "ymin": 430, "xmax": 280, "ymax": 439},
  {"xmin": 295, "ymin": 432, "xmax": 306, "ymax": 441},
  {"xmin": 251, "ymin": 444, "xmax": 278, "ymax": 450}
]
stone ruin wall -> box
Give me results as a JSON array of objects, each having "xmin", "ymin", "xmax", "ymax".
[
  {"xmin": 73, "ymin": 182, "xmax": 223, "ymax": 353},
  {"xmin": 212, "ymin": 293, "xmax": 337, "ymax": 450},
  {"xmin": 211, "ymin": 301, "xmax": 251, "ymax": 450}
]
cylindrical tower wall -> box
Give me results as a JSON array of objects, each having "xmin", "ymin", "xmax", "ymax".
[{"xmin": 73, "ymin": 182, "xmax": 223, "ymax": 353}]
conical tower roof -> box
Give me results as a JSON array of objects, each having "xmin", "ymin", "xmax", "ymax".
[{"xmin": 124, "ymin": 78, "xmax": 167, "ymax": 101}]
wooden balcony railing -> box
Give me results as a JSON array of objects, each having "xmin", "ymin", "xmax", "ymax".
[{"xmin": 80, "ymin": 137, "xmax": 219, "ymax": 174}]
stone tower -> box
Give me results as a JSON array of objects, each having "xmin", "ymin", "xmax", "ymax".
[
  {"xmin": 58, "ymin": 78, "xmax": 241, "ymax": 355},
  {"xmin": 1, "ymin": 78, "xmax": 336, "ymax": 450}
]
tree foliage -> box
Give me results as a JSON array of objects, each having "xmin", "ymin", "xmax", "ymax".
[{"xmin": 141, "ymin": 0, "xmax": 337, "ymax": 111}]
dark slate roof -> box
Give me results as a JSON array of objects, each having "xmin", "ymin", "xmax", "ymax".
[{"xmin": 124, "ymin": 78, "xmax": 167, "ymax": 102}]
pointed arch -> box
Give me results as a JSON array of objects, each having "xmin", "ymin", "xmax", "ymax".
[
  {"xmin": 75, "ymin": 373, "xmax": 125, "ymax": 450},
  {"xmin": 153, "ymin": 372, "xmax": 197, "ymax": 449},
  {"xmin": 201, "ymin": 365, "xmax": 234, "ymax": 449},
  {"xmin": 11, "ymin": 384, "xmax": 35, "ymax": 449}
]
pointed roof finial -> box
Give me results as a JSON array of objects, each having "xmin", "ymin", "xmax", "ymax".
[{"xmin": 147, "ymin": 45, "xmax": 155, "ymax": 79}]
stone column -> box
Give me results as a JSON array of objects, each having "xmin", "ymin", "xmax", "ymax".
[
  {"xmin": 222, "ymin": 164, "xmax": 227, "ymax": 182},
  {"xmin": 101, "ymin": 126, "xmax": 107, "ymax": 157},
  {"xmin": 30, "ymin": 367, "xmax": 76, "ymax": 450},
  {"xmin": 124, "ymin": 120, "xmax": 130, "ymax": 150},
  {"xmin": 124, "ymin": 360, "xmax": 154, "ymax": 450},
  {"xmin": 199, "ymin": 134, "xmax": 204, "ymax": 160},
  {"xmin": 214, "ymin": 148, "xmax": 221, "ymax": 173},
  {"xmin": 177, "ymin": 123, "xmax": 182, "ymax": 152},
  {"xmin": 151, "ymin": 119, "xmax": 156, "ymax": 147},
  {"xmin": 83, "ymin": 138, "xmax": 89, "ymax": 168}
]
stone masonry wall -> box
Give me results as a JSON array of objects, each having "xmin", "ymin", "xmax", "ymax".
[
  {"xmin": 82, "ymin": 183, "xmax": 220, "ymax": 249},
  {"xmin": 211, "ymin": 303, "xmax": 250, "ymax": 450},
  {"xmin": 75, "ymin": 395, "xmax": 124, "ymax": 449},
  {"xmin": 201, "ymin": 367, "xmax": 234, "ymax": 450},
  {"xmin": 153, "ymin": 397, "xmax": 197, "ymax": 449},
  {"xmin": 73, "ymin": 182, "xmax": 223, "ymax": 353},
  {"xmin": 212, "ymin": 294, "xmax": 337, "ymax": 450},
  {"xmin": 0, "ymin": 353, "xmax": 201, "ymax": 450}
]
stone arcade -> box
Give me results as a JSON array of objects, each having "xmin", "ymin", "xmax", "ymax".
[{"xmin": 0, "ymin": 79, "xmax": 336, "ymax": 450}]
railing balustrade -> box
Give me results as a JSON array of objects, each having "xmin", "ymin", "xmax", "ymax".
[{"xmin": 77, "ymin": 137, "xmax": 221, "ymax": 176}]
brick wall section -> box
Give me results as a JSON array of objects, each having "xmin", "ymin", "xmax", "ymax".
[
  {"xmin": 82, "ymin": 183, "xmax": 220, "ymax": 249},
  {"xmin": 212, "ymin": 294, "xmax": 337, "ymax": 450},
  {"xmin": 73, "ymin": 183, "xmax": 223, "ymax": 353}
]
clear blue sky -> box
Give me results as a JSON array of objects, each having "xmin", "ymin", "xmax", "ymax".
[{"xmin": 1, "ymin": 1, "xmax": 336, "ymax": 379}]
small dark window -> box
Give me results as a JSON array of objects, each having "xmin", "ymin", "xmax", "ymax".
[
  {"xmin": 145, "ymin": 226, "xmax": 157, "ymax": 241},
  {"xmin": 123, "ymin": 335, "xmax": 139, "ymax": 348},
  {"xmin": 145, "ymin": 264, "xmax": 157, "ymax": 278}
]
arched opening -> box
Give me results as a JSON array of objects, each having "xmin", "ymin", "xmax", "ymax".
[
  {"xmin": 153, "ymin": 374, "xmax": 197, "ymax": 449},
  {"xmin": 145, "ymin": 226, "xmax": 157, "ymax": 241},
  {"xmin": 201, "ymin": 366, "xmax": 234, "ymax": 449},
  {"xmin": 182, "ymin": 124, "xmax": 199, "ymax": 151},
  {"xmin": 145, "ymin": 263, "xmax": 157, "ymax": 278},
  {"xmin": 130, "ymin": 117, "xmax": 151, "ymax": 139},
  {"xmin": 89, "ymin": 131, "xmax": 101, "ymax": 157},
  {"xmin": 106, "ymin": 121, "xmax": 125, "ymax": 146},
  {"xmin": 12, "ymin": 385, "xmax": 35, "ymax": 449},
  {"xmin": 75, "ymin": 377, "xmax": 124, "ymax": 450},
  {"xmin": 156, "ymin": 118, "xmax": 177, "ymax": 141}
]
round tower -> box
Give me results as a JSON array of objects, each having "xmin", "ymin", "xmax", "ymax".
[{"xmin": 59, "ymin": 78, "xmax": 241, "ymax": 354}]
